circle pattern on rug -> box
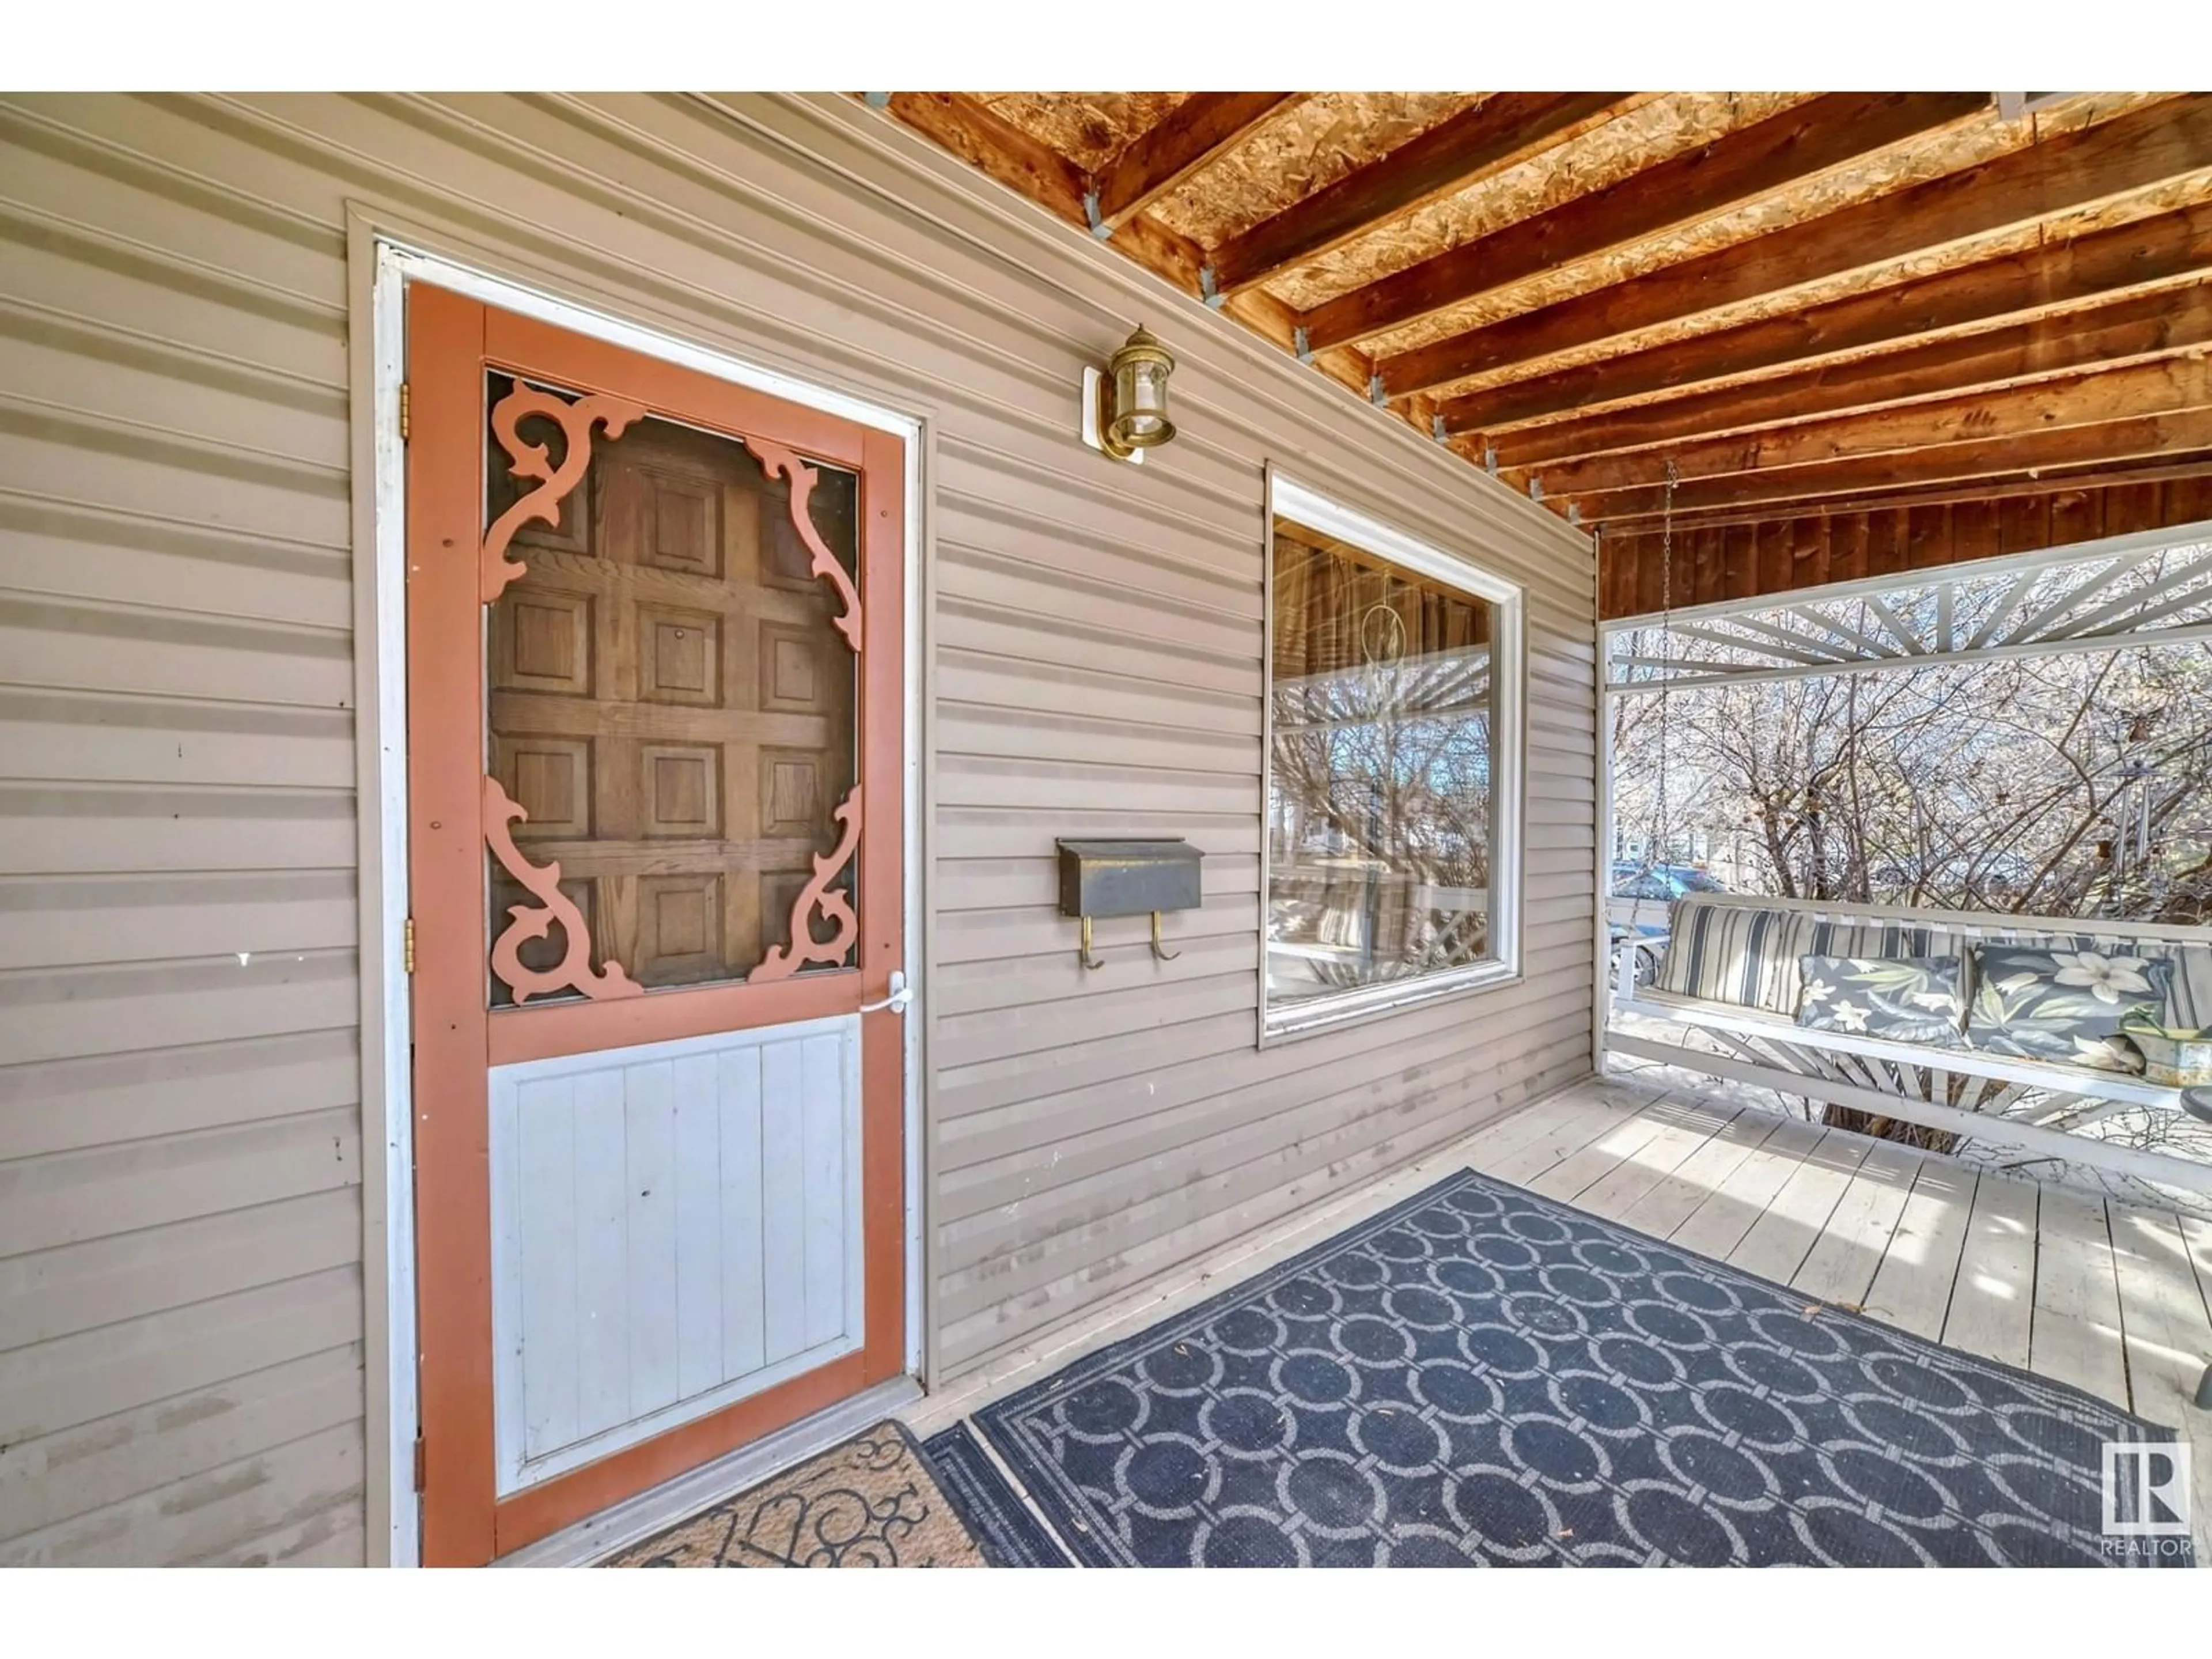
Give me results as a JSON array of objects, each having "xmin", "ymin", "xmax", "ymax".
[{"xmin": 974, "ymin": 1170, "xmax": 2180, "ymax": 1569}]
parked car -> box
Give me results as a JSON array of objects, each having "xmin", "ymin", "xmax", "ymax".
[
  {"xmin": 1609, "ymin": 925, "xmax": 1665, "ymax": 991},
  {"xmin": 1610, "ymin": 861, "xmax": 1728, "ymax": 902}
]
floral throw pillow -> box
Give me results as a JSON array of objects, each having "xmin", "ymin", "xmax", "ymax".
[
  {"xmin": 1796, "ymin": 956, "xmax": 1967, "ymax": 1044},
  {"xmin": 1965, "ymin": 945, "xmax": 2173, "ymax": 1073}
]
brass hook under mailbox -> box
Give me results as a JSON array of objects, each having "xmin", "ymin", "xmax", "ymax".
[
  {"xmin": 1149, "ymin": 912, "xmax": 1180, "ymax": 963},
  {"xmin": 1056, "ymin": 837, "xmax": 1202, "ymax": 973}
]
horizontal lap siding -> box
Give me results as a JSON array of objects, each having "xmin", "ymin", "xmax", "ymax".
[
  {"xmin": 0, "ymin": 90, "xmax": 1595, "ymax": 1560},
  {"xmin": 0, "ymin": 92, "xmax": 364, "ymax": 1566},
  {"xmin": 886, "ymin": 79, "xmax": 1599, "ymax": 1369}
]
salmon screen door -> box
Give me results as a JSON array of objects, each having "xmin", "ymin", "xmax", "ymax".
[{"xmin": 404, "ymin": 285, "xmax": 906, "ymax": 1565}]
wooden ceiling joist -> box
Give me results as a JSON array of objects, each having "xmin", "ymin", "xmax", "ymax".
[
  {"xmin": 1488, "ymin": 278, "xmax": 2212, "ymax": 471},
  {"xmin": 887, "ymin": 92, "xmax": 1111, "ymax": 242},
  {"xmin": 1579, "ymin": 406, "xmax": 2212, "ymax": 524},
  {"xmin": 1204, "ymin": 92, "xmax": 1635, "ymax": 298},
  {"xmin": 1312, "ymin": 92, "xmax": 1989, "ymax": 367},
  {"xmin": 1601, "ymin": 456, "xmax": 2212, "ymax": 539},
  {"xmin": 1522, "ymin": 340, "xmax": 2212, "ymax": 498},
  {"xmin": 1439, "ymin": 201, "xmax": 2212, "ymax": 439},
  {"xmin": 882, "ymin": 90, "xmax": 2212, "ymax": 593},
  {"xmin": 1398, "ymin": 94, "xmax": 2212, "ymax": 400},
  {"xmin": 880, "ymin": 91, "xmax": 1376, "ymax": 399},
  {"xmin": 1088, "ymin": 93, "xmax": 1304, "ymax": 233}
]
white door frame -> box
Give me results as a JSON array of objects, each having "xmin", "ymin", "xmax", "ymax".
[{"xmin": 355, "ymin": 225, "xmax": 927, "ymax": 1568}]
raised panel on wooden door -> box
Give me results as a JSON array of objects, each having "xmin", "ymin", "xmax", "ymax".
[{"xmin": 484, "ymin": 374, "xmax": 859, "ymax": 1001}]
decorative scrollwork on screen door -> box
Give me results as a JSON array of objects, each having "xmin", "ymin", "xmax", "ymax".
[
  {"xmin": 476, "ymin": 372, "xmax": 870, "ymax": 1002},
  {"xmin": 745, "ymin": 434, "xmax": 866, "ymax": 980},
  {"xmin": 483, "ymin": 776, "xmax": 643, "ymax": 1005},
  {"xmin": 480, "ymin": 382, "xmax": 646, "ymax": 603},
  {"xmin": 748, "ymin": 786, "xmax": 863, "ymax": 983},
  {"xmin": 743, "ymin": 435, "xmax": 863, "ymax": 654},
  {"xmin": 479, "ymin": 377, "xmax": 650, "ymax": 1004}
]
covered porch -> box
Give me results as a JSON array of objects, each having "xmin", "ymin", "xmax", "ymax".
[{"xmin": 5, "ymin": 84, "xmax": 2211, "ymax": 1569}]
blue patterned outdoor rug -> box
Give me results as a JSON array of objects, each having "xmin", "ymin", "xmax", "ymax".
[
  {"xmin": 921, "ymin": 1423, "xmax": 1074, "ymax": 1567},
  {"xmin": 966, "ymin": 1169, "xmax": 2182, "ymax": 1567}
]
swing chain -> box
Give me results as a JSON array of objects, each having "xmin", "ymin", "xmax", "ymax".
[{"xmin": 1651, "ymin": 459, "xmax": 1679, "ymax": 912}]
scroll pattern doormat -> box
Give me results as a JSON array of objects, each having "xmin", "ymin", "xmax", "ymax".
[
  {"xmin": 603, "ymin": 1421, "xmax": 986, "ymax": 1567},
  {"xmin": 966, "ymin": 1169, "xmax": 2183, "ymax": 1567}
]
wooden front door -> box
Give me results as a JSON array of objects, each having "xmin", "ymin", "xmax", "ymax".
[{"xmin": 404, "ymin": 284, "xmax": 907, "ymax": 1566}]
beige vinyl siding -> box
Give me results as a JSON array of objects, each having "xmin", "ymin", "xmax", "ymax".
[
  {"xmin": 0, "ymin": 91, "xmax": 1596, "ymax": 1564},
  {"xmin": 0, "ymin": 92, "xmax": 363, "ymax": 1566}
]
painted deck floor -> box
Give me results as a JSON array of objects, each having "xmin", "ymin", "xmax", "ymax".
[{"xmin": 906, "ymin": 1069, "xmax": 2212, "ymax": 1563}]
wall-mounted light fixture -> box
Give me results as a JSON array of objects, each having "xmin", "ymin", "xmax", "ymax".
[{"xmin": 1081, "ymin": 324, "xmax": 1176, "ymax": 464}]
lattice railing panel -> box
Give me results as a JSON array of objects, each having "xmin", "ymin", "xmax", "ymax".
[{"xmin": 1607, "ymin": 528, "xmax": 2212, "ymax": 692}]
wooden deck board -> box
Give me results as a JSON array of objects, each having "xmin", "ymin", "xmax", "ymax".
[
  {"xmin": 2179, "ymin": 1210, "xmax": 2212, "ymax": 1305},
  {"xmin": 2104, "ymin": 1200, "xmax": 2212, "ymax": 1555},
  {"xmin": 1613, "ymin": 1107, "xmax": 1786, "ymax": 1241},
  {"xmin": 1479, "ymin": 1085, "xmax": 1660, "ymax": 1188},
  {"xmin": 1939, "ymin": 1171, "xmax": 2039, "ymax": 1369},
  {"xmin": 2028, "ymin": 1187, "xmax": 2128, "ymax": 1407},
  {"xmin": 1459, "ymin": 1073, "xmax": 1659, "ymax": 1165},
  {"xmin": 1500, "ymin": 1082, "xmax": 2211, "ymax": 1555},
  {"xmin": 2107, "ymin": 1201, "xmax": 2212, "ymax": 1423},
  {"xmin": 2176, "ymin": 1207, "xmax": 2212, "ymax": 1559},
  {"xmin": 922, "ymin": 1074, "xmax": 2211, "ymax": 1566},
  {"xmin": 1666, "ymin": 1113, "xmax": 1831, "ymax": 1262},
  {"xmin": 1722, "ymin": 1128, "xmax": 1876, "ymax": 1286},
  {"xmin": 1858, "ymin": 1159, "xmax": 1978, "ymax": 1340},
  {"xmin": 1789, "ymin": 1137, "xmax": 1925, "ymax": 1311},
  {"xmin": 1561, "ymin": 1098, "xmax": 1745, "ymax": 1223},
  {"xmin": 1527, "ymin": 1094, "xmax": 1736, "ymax": 1207}
]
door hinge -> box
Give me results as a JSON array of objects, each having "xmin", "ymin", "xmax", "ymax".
[
  {"xmin": 403, "ymin": 915, "xmax": 416, "ymax": 975},
  {"xmin": 399, "ymin": 380, "xmax": 411, "ymax": 442},
  {"xmin": 413, "ymin": 1433, "xmax": 427, "ymax": 1493}
]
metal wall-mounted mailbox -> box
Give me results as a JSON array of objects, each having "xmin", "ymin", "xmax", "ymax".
[
  {"xmin": 1056, "ymin": 839, "xmax": 1202, "ymax": 919},
  {"xmin": 1055, "ymin": 838, "xmax": 1201, "ymax": 968}
]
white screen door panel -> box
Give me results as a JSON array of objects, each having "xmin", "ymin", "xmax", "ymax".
[{"xmin": 487, "ymin": 1014, "xmax": 864, "ymax": 1495}]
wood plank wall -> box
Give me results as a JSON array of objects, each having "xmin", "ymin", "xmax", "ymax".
[
  {"xmin": 0, "ymin": 93, "xmax": 1597, "ymax": 1563},
  {"xmin": 1599, "ymin": 474, "xmax": 2212, "ymax": 618}
]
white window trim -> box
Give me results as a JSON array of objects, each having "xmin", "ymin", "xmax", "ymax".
[{"xmin": 1260, "ymin": 471, "xmax": 1525, "ymax": 1043}]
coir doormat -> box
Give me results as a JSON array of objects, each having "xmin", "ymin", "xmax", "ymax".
[{"xmin": 604, "ymin": 1421, "xmax": 986, "ymax": 1567}]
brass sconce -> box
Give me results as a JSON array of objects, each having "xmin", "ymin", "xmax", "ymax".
[{"xmin": 1081, "ymin": 325, "xmax": 1177, "ymax": 463}]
